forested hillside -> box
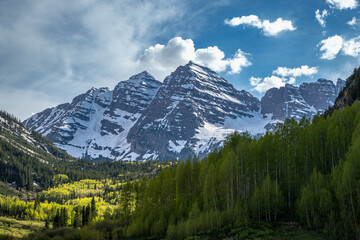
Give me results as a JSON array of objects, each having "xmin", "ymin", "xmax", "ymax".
[
  {"xmin": 2, "ymin": 68, "xmax": 360, "ymax": 239},
  {"xmin": 109, "ymin": 100, "xmax": 360, "ymax": 239},
  {"xmin": 0, "ymin": 110, "xmax": 173, "ymax": 192},
  {"xmin": 88, "ymin": 68, "xmax": 360, "ymax": 240},
  {"xmin": 334, "ymin": 67, "xmax": 360, "ymax": 109},
  {"xmin": 16, "ymin": 97, "xmax": 360, "ymax": 239},
  {"xmin": 0, "ymin": 110, "xmax": 178, "ymax": 238}
]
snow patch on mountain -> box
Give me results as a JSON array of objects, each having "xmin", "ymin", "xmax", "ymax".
[{"xmin": 23, "ymin": 62, "xmax": 345, "ymax": 161}]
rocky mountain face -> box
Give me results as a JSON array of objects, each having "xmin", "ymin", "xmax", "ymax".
[
  {"xmin": 127, "ymin": 62, "xmax": 265, "ymax": 160},
  {"xmin": 261, "ymin": 78, "xmax": 345, "ymax": 122},
  {"xmin": 334, "ymin": 67, "xmax": 360, "ymax": 109},
  {"xmin": 23, "ymin": 71, "xmax": 162, "ymax": 160},
  {"xmin": 23, "ymin": 62, "xmax": 344, "ymax": 161},
  {"xmin": 0, "ymin": 111, "xmax": 67, "ymax": 162}
]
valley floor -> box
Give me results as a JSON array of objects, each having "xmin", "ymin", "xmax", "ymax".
[
  {"xmin": 189, "ymin": 222, "xmax": 325, "ymax": 240},
  {"xmin": 0, "ymin": 219, "xmax": 325, "ymax": 240},
  {"xmin": 0, "ymin": 217, "xmax": 44, "ymax": 239}
]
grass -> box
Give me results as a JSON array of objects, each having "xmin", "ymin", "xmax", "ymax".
[
  {"xmin": 0, "ymin": 183, "xmax": 22, "ymax": 199},
  {"xmin": 193, "ymin": 222, "xmax": 325, "ymax": 240},
  {"xmin": 0, "ymin": 216, "xmax": 44, "ymax": 239}
]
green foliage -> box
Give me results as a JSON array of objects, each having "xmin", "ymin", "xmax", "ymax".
[
  {"xmin": 250, "ymin": 175, "xmax": 284, "ymax": 222},
  {"xmin": 297, "ymin": 169, "xmax": 333, "ymax": 231},
  {"xmin": 119, "ymin": 101, "xmax": 360, "ymax": 239},
  {"xmin": 52, "ymin": 174, "xmax": 70, "ymax": 186},
  {"xmin": 23, "ymin": 227, "xmax": 81, "ymax": 240},
  {"xmin": 3, "ymin": 100, "xmax": 360, "ymax": 239},
  {"xmin": 0, "ymin": 108, "xmax": 177, "ymax": 192},
  {"xmin": 0, "ymin": 216, "xmax": 44, "ymax": 239}
]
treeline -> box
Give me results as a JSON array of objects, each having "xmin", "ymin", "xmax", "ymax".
[
  {"xmin": 0, "ymin": 108, "xmax": 177, "ymax": 192},
  {"xmin": 0, "ymin": 194, "xmax": 102, "ymax": 225},
  {"xmin": 53, "ymin": 197, "xmax": 97, "ymax": 228},
  {"xmin": 0, "ymin": 131, "xmax": 176, "ymax": 191},
  {"xmin": 0, "ymin": 110, "xmax": 21, "ymax": 125},
  {"xmin": 0, "ymin": 139, "xmax": 53, "ymax": 190},
  {"xmin": 104, "ymin": 101, "xmax": 360, "ymax": 239},
  {"xmin": 337, "ymin": 67, "xmax": 360, "ymax": 104}
]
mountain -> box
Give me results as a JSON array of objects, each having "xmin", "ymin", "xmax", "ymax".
[
  {"xmin": 23, "ymin": 71, "xmax": 162, "ymax": 161},
  {"xmin": 261, "ymin": 78, "xmax": 345, "ymax": 123},
  {"xmin": 0, "ymin": 110, "xmax": 67, "ymax": 161},
  {"xmin": 334, "ymin": 67, "xmax": 360, "ymax": 109},
  {"xmin": 24, "ymin": 62, "xmax": 344, "ymax": 161},
  {"xmin": 127, "ymin": 62, "xmax": 267, "ymax": 160},
  {"xmin": 0, "ymin": 110, "xmax": 72, "ymax": 191}
]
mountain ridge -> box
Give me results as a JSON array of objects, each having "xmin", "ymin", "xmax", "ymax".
[{"xmin": 23, "ymin": 61, "xmax": 345, "ymax": 161}]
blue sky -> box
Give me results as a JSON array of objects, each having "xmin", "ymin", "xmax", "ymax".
[{"xmin": 1, "ymin": 0, "xmax": 360, "ymax": 120}]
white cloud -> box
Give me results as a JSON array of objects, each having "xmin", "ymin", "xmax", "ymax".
[
  {"xmin": 250, "ymin": 77, "xmax": 262, "ymax": 86},
  {"xmin": 225, "ymin": 15, "xmax": 263, "ymax": 28},
  {"xmin": 273, "ymin": 65, "xmax": 318, "ymax": 77},
  {"xmin": 0, "ymin": 0, "xmax": 190, "ymax": 120},
  {"xmin": 227, "ymin": 49, "xmax": 252, "ymax": 74},
  {"xmin": 224, "ymin": 15, "xmax": 296, "ymax": 36},
  {"xmin": 250, "ymin": 65, "xmax": 318, "ymax": 93},
  {"xmin": 318, "ymin": 35, "xmax": 344, "ymax": 60},
  {"xmin": 326, "ymin": 0, "xmax": 358, "ymax": 9},
  {"xmin": 194, "ymin": 46, "xmax": 228, "ymax": 72},
  {"xmin": 342, "ymin": 37, "xmax": 360, "ymax": 56},
  {"xmin": 315, "ymin": 9, "xmax": 328, "ymax": 27},
  {"xmin": 318, "ymin": 35, "xmax": 360, "ymax": 59},
  {"xmin": 138, "ymin": 37, "xmax": 252, "ymax": 80},
  {"xmin": 347, "ymin": 16, "xmax": 357, "ymax": 25},
  {"xmin": 250, "ymin": 75, "xmax": 289, "ymax": 93}
]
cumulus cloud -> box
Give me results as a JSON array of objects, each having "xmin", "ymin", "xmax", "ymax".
[
  {"xmin": 315, "ymin": 9, "xmax": 328, "ymax": 27},
  {"xmin": 318, "ymin": 35, "xmax": 360, "ymax": 59},
  {"xmin": 342, "ymin": 37, "xmax": 360, "ymax": 56},
  {"xmin": 273, "ymin": 65, "xmax": 318, "ymax": 77},
  {"xmin": 0, "ymin": 0, "xmax": 190, "ymax": 119},
  {"xmin": 226, "ymin": 49, "xmax": 252, "ymax": 74},
  {"xmin": 326, "ymin": 0, "xmax": 358, "ymax": 9},
  {"xmin": 138, "ymin": 37, "xmax": 252, "ymax": 80},
  {"xmin": 347, "ymin": 17, "xmax": 357, "ymax": 25},
  {"xmin": 318, "ymin": 35, "xmax": 344, "ymax": 60},
  {"xmin": 250, "ymin": 76, "xmax": 289, "ymax": 93},
  {"xmin": 250, "ymin": 65, "xmax": 318, "ymax": 93},
  {"xmin": 224, "ymin": 15, "xmax": 296, "ymax": 36}
]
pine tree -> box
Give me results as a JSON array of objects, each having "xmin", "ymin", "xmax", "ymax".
[
  {"xmin": 45, "ymin": 218, "xmax": 49, "ymax": 229},
  {"xmin": 91, "ymin": 197, "xmax": 96, "ymax": 220},
  {"xmin": 73, "ymin": 206, "xmax": 81, "ymax": 229},
  {"xmin": 82, "ymin": 206, "xmax": 86, "ymax": 226},
  {"xmin": 34, "ymin": 194, "xmax": 40, "ymax": 211},
  {"xmin": 53, "ymin": 209, "xmax": 60, "ymax": 228}
]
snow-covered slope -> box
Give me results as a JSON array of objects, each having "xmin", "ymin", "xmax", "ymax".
[
  {"xmin": 127, "ymin": 62, "xmax": 270, "ymax": 160},
  {"xmin": 261, "ymin": 78, "xmax": 345, "ymax": 124},
  {"xmin": 24, "ymin": 71, "xmax": 162, "ymax": 161},
  {"xmin": 24, "ymin": 62, "xmax": 344, "ymax": 161},
  {"xmin": 0, "ymin": 111, "xmax": 66, "ymax": 162}
]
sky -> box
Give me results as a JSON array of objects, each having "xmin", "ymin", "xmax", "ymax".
[{"xmin": 1, "ymin": 0, "xmax": 360, "ymax": 120}]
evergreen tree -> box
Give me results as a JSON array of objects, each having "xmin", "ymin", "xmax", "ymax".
[
  {"xmin": 53, "ymin": 209, "xmax": 60, "ymax": 228},
  {"xmin": 45, "ymin": 218, "xmax": 49, "ymax": 229},
  {"xmin": 72, "ymin": 206, "xmax": 82, "ymax": 229},
  {"xmin": 91, "ymin": 197, "xmax": 96, "ymax": 220}
]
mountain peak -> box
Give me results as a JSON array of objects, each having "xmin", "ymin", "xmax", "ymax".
[
  {"xmin": 185, "ymin": 61, "xmax": 210, "ymax": 72},
  {"xmin": 23, "ymin": 61, "xmax": 343, "ymax": 162},
  {"xmin": 316, "ymin": 78, "xmax": 333, "ymax": 84},
  {"xmin": 166, "ymin": 61, "xmax": 229, "ymax": 86},
  {"xmin": 336, "ymin": 78, "xmax": 345, "ymax": 84},
  {"xmin": 129, "ymin": 71, "xmax": 156, "ymax": 82}
]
